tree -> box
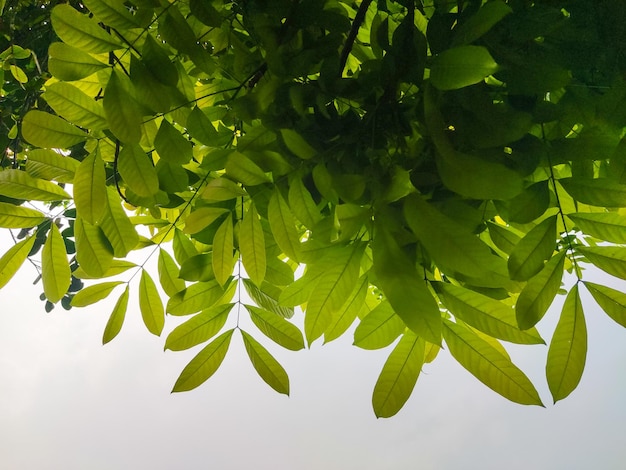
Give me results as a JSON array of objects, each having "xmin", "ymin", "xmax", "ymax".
[{"xmin": 1, "ymin": 0, "xmax": 625, "ymax": 417}]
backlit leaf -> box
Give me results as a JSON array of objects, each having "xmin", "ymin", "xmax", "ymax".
[
  {"xmin": 372, "ymin": 331, "xmax": 424, "ymax": 418},
  {"xmin": 48, "ymin": 42, "xmax": 108, "ymax": 81},
  {"xmin": 288, "ymin": 175, "xmax": 321, "ymax": 229},
  {"xmin": 584, "ymin": 281, "xmax": 626, "ymax": 328},
  {"xmin": 42, "ymin": 223, "xmax": 71, "ymax": 303},
  {"xmin": 43, "ymin": 82, "xmax": 107, "ymax": 130},
  {"xmin": 82, "ymin": 0, "xmax": 139, "ymax": 31},
  {"xmin": 99, "ymin": 187, "xmax": 139, "ymax": 257},
  {"xmin": 22, "ymin": 110, "xmax": 87, "ymax": 149},
  {"xmin": 508, "ymin": 215, "xmax": 557, "ymax": 281},
  {"xmin": 0, "ymin": 235, "xmax": 36, "ymax": 289},
  {"xmin": 324, "ymin": 275, "xmax": 368, "ymax": 344},
  {"xmin": 183, "ymin": 207, "xmax": 228, "ymax": 234},
  {"xmin": 102, "ymin": 285, "xmax": 129, "ymax": 344},
  {"xmin": 73, "ymin": 148, "xmax": 106, "ymax": 224},
  {"xmin": 246, "ymin": 304, "xmax": 304, "ymax": 351},
  {"xmin": 0, "ymin": 202, "xmax": 46, "ymax": 228},
  {"xmin": 568, "ymin": 212, "xmax": 626, "ymax": 244},
  {"xmin": 0, "ymin": 170, "xmax": 71, "ymax": 202},
  {"xmin": 451, "ymin": 0, "xmax": 512, "ymax": 46},
  {"xmin": 118, "ymin": 144, "xmax": 159, "ymax": 197},
  {"xmin": 154, "ymin": 120, "xmax": 193, "ymax": 164},
  {"xmin": 225, "ymin": 152, "xmax": 271, "ymax": 186},
  {"xmin": 268, "ymin": 189, "xmax": 301, "ymax": 262},
  {"xmin": 71, "ymin": 281, "xmax": 123, "ymax": 307},
  {"xmin": 25, "ymin": 148, "xmax": 79, "ymax": 184},
  {"xmin": 546, "ymin": 285, "xmax": 587, "ymax": 402},
  {"xmin": 443, "ymin": 320, "xmax": 543, "ymax": 406},
  {"xmin": 165, "ymin": 303, "xmax": 232, "ymax": 351},
  {"xmin": 578, "ymin": 246, "xmax": 626, "ymax": 280},
  {"xmin": 201, "ymin": 177, "xmax": 247, "ymax": 202},
  {"xmin": 51, "ymin": 4, "xmax": 123, "ymax": 53},
  {"xmin": 103, "ymin": 71, "xmax": 142, "ymax": 144},
  {"xmin": 516, "ymin": 250, "xmax": 566, "ymax": 330},
  {"xmin": 212, "ymin": 214, "xmax": 235, "ymax": 286},
  {"xmin": 172, "ymin": 329, "xmax": 234, "ymax": 392},
  {"xmin": 167, "ymin": 279, "xmax": 224, "ymax": 316},
  {"xmin": 241, "ymin": 330, "xmax": 290, "ymax": 395},
  {"xmin": 354, "ymin": 301, "xmax": 406, "ymax": 350},
  {"xmin": 74, "ymin": 216, "xmax": 113, "ymax": 278},
  {"xmin": 158, "ymin": 249, "xmax": 185, "ymax": 297},
  {"xmin": 560, "ymin": 178, "xmax": 626, "ymax": 208},
  {"xmin": 139, "ymin": 270, "xmax": 164, "ymax": 336},
  {"xmin": 243, "ymin": 279, "xmax": 294, "ymax": 318},
  {"xmin": 430, "ymin": 46, "xmax": 498, "ymax": 90},
  {"xmin": 240, "ymin": 203, "xmax": 266, "ymax": 285}
]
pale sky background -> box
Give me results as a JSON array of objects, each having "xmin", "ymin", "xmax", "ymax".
[{"xmin": 0, "ymin": 230, "xmax": 625, "ymax": 470}]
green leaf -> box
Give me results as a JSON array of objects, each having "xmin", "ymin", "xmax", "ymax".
[
  {"xmin": 42, "ymin": 223, "xmax": 71, "ymax": 303},
  {"xmin": 172, "ymin": 329, "xmax": 234, "ymax": 392},
  {"xmin": 42, "ymin": 82, "xmax": 107, "ymax": 130},
  {"xmin": 584, "ymin": 281, "xmax": 626, "ymax": 328},
  {"xmin": 48, "ymin": 42, "xmax": 108, "ymax": 81},
  {"xmin": 186, "ymin": 106, "xmax": 220, "ymax": 146},
  {"xmin": 280, "ymin": 129, "xmax": 317, "ymax": 160},
  {"xmin": 225, "ymin": 152, "xmax": 271, "ymax": 186},
  {"xmin": 487, "ymin": 221, "xmax": 522, "ymax": 255},
  {"xmin": 508, "ymin": 215, "xmax": 557, "ymax": 281},
  {"xmin": 82, "ymin": 0, "xmax": 139, "ymax": 31},
  {"xmin": 324, "ymin": 275, "xmax": 368, "ymax": 344},
  {"xmin": 179, "ymin": 253, "xmax": 215, "ymax": 282},
  {"xmin": 404, "ymin": 194, "xmax": 510, "ymax": 287},
  {"xmin": 139, "ymin": 270, "xmax": 164, "ymax": 336},
  {"xmin": 73, "ymin": 148, "xmax": 106, "ymax": 224},
  {"xmin": 74, "ymin": 216, "xmax": 113, "ymax": 278},
  {"xmin": 245, "ymin": 304, "xmax": 304, "ymax": 351},
  {"xmin": 212, "ymin": 214, "xmax": 235, "ymax": 286},
  {"xmin": 241, "ymin": 330, "xmax": 290, "ymax": 395},
  {"xmin": 430, "ymin": 46, "xmax": 498, "ymax": 90},
  {"xmin": 305, "ymin": 242, "xmax": 365, "ymax": 344},
  {"xmin": 71, "ymin": 281, "xmax": 124, "ymax": 307},
  {"xmin": 546, "ymin": 285, "xmax": 587, "ymax": 402},
  {"xmin": 73, "ymin": 259, "xmax": 135, "ymax": 279},
  {"xmin": 154, "ymin": 120, "xmax": 193, "ymax": 164},
  {"xmin": 99, "ymin": 187, "xmax": 139, "ymax": 257},
  {"xmin": 442, "ymin": 320, "xmax": 543, "ymax": 406},
  {"xmin": 0, "ymin": 202, "xmax": 46, "ymax": 228},
  {"xmin": 183, "ymin": 207, "xmax": 228, "ymax": 234},
  {"xmin": 568, "ymin": 212, "xmax": 626, "ymax": 244},
  {"xmin": 0, "ymin": 235, "xmax": 36, "ymax": 289},
  {"xmin": 201, "ymin": 177, "xmax": 247, "ymax": 202},
  {"xmin": 354, "ymin": 301, "xmax": 406, "ymax": 350},
  {"xmin": 142, "ymin": 34, "xmax": 179, "ymax": 87},
  {"xmin": 25, "ymin": 149, "xmax": 79, "ymax": 184},
  {"xmin": 435, "ymin": 282, "xmax": 544, "ymax": 345},
  {"xmin": 51, "ymin": 4, "xmax": 123, "ymax": 53},
  {"xmin": 173, "ymin": 228, "xmax": 198, "ymax": 265},
  {"xmin": 560, "ymin": 178, "xmax": 626, "ymax": 208},
  {"xmin": 240, "ymin": 202, "xmax": 266, "ymax": 286},
  {"xmin": 268, "ymin": 188, "xmax": 301, "ymax": 262},
  {"xmin": 373, "ymin": 224, "xmax": 441, "ymax": 344},
  {"xmin": 288, "ymin": 175, "xmax": 321, "ymax": 229},
  {"xmin": 22, "ymin": 110, "xmax": 87, "ymax": 149},
  {"xmin": 165, "ymin": 303, "xmax": 232, "ymax": 351},
  {"xmin": 103, "ymin": 71, "xmax": 142, "ymax": 144},
  {"xmin": 158, "ymin": 249, "xmax": 185, "ymax": 297},
  {"xmin": 372, "ymin": 331, "xmax": 424, "ymax": 418},
  {"xmin": 451, "ymin": 0, "xmax": 512, "ymax": 46},
  {"xmin": 496, "ymin": 181, "xmax": 550, "ymax": 224},
  {"xmin": 243, "ymin": 279, "xmax": 294, "ymax": 318},
  {"xmin": 0, "ymin": 170, "xmax": 71, "ymax": 202},
  {"xmin": 167, "ymin": 279, "xmax": 225, "ymax": 316},
  {"xmin": 102, "ymin": 285, "xmax": 129, "ymax": 344},
  {"xmin": 578, "ymin": 246, "xmax": 626, "ymax": 280},
  {"xmin": 118, "ymin": 144, "xmax": 159, "ymax": 197},
  {"xmin": 516, "ymin": 250, "xmax": 566, "ymax": 330}
]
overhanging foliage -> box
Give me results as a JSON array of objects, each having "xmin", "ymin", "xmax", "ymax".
[{"xmin": 1, "ymin": 0, "xmax": 626, "ymax": 417}]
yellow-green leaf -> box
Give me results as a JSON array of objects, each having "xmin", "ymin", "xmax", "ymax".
[
  {"xmin": 118, "ymin": 144, "xmax": 159, "ymax": 197},
  {"xmin": 241, "ymin": 330, "xmax": 290, "ymax": 395},
  {"xmin": 508, "ymin": 215, "xmax": 557, "ymax": 281},
  {"xmin": 516, "ymin": 251, "xmax": 566, "ymax": 330},
  {"xmin": 578, "ymin": 246, "xmax": 626, "ymax": 280},
  {"xmin": 240, "ymin": 202, "xmax": 266, "ymax": 286},
  {"xmin": 430, "ymin": 45, "xmax": 499, "ymax": 90},
  {"xmin": 25, "ymin": 148, "xmax": 79, "ymax": 184},
  {"xmin": 546, "ymin": 285, "xmax": 587, "ymax": 402},
  {"xmin": 22, "ymin": 110, "xmax": 88, "ymax": 149},
  {"xmin": 288, "ymin": 175, "xmax": 321, "ymax": 229},
  {"xmin": 71, "ymin": 281, "xmax": 123, "ymax": 307},
  {"xmin": 82, "ymin": 0, "xmax": 139, "ymax": 31},
  {"xmin": 243, "ymin": 279, "xmax": 294, "ymax": 318},
  {"xmin": 225, "ymin": 152, "xmax": 271, "ymax": 186},
  {"xmin": 354, "ymin": 301, "xmax": 406, "ymax": 350},
  {"xmin": 73, "ymin": 149, "xmax": 106, "ymax": 224},
  {"xmin": 74, "ymin": 216, "xmax": 113, "ymax": 278},
  {"xmin": 183, "ymin": 207, "xmax": 228, "ymax": 235},
  {"xmin": 443, "ymin": 319, "xmax": 543, "ymax": 406},
  {"xmin": 103, "ymin": 285, "xmax": 129, "ymax": 344},
  {"xmin": 268, "ymin": 188, "xmax": 301, "ymax": 262},
  {"xmin": 324, "ymin": 275, "xmax": 368, "ymax": 344},
  {"xmin": 165, "ymin": 303, "xmax": 233, "ymax": 351},
  {"xmin": 99, "ymin": 187, "xmax": 139, "ymax": 257},
  {"xmin": 103, "ymin": 70, "xmax": 142, "ymax": 144},
  {"xmin": 0, "ymin": 235, "xmax": 36, "ymax": 289},
  {"xmin": 172, "ymin": 329, "xmax": 234, "ymax": 392},
  {"xmin": 42, "ymin": 223, "xmax": 71, "ymax": 303},
  {"xmin": 560, "ymin": 177, "xmax": 626, "ymax": 208},
  {"xmin": 0, "ymin": 169, "xmax": 71, "ymax": 201},
  {"xmin": 212, "ymin": 214, "xmax": 235, "ymax": 286},
  {"xmin": 372, "ymin": 331, "xmax": 424, "ymax": 418},
  {"xmin": 43, "ymin": 82, "xmax": 107, "ymax": 130},
  {"xmin": 435, "ymin": 282, "xmax": 544, "ymax": 345},
  {"xmin": 245, "ymin": 304, "xmax": 304, "ymax": 351},
  {"xmin": 584, "ymin": 281, "xmax": 626, "ymax": 327},
  {"xmin": 0, "ymin": 202, "xmax": 46, "ymax": 228},
  {"xmin": 158, "ymin": 249, "xmax": 185, "ymax": 297},
  {"xmin": 166, "ymin": 279, "xmax": 224, "ymax": 316},
  {"xmin": 139, "ymin": 270, "xmax": 164, "ymax": 336},
  {"xmin": 568, "ymin": 212, "xmax": 626, "ymax": 244},
  {"xmin": 201, "ymin": 177, "xmax": 247, "ymax": 202},
  {"xmin": 51, "ymin": 4, "xmax": 123, "ymax": 53},
  {"xmin": 154, "ymin": 120, "xmax": 193, "ymax": 164},
  {"xmin": 48, "ymin": 42, "xmax": 108, "ymax": 81}
]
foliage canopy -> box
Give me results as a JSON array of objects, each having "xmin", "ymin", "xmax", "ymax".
[{"xmin": 2, "ymin": 0, "xmax": 626, "ymax": 417}]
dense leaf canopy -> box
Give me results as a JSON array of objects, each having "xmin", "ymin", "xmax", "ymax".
[{"xmin": 2, "ymin": 0, "xmax": 626, "ymax": 417}]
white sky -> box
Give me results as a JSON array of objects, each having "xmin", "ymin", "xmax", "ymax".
[{"xmin": 0, "ymin": 233, "xmax": 625, "ymax": 469}]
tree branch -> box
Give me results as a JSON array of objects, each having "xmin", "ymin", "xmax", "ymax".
[{"xmin": 338, "ymin": 0, "xmax": 374, "ymax": 76}]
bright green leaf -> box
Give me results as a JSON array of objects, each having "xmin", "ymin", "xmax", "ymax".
[
  {"xmin": 139, "ymin": 270, "xmax": 165, "ymax": 336},
  {"xmin": 0, "ymin": 202, "xmax": 46, "ymax": 228},
  {"xmin": 268, "ymin": 188, "xmax": 301, "ymax": 262},
  {"xmin": 241, "ymin": 330, "xmax": 290, "ymax": 395},
  {"xmin": 0, "ymin": 235, "xmax": 36, "ymax": 289},
  {"xmin": 48, "ymin": 42, "xmax": 108, "ymax": 81},
  {"xmin": 508, "ymin": 215, "xmax": 557, "ymax": 281},
  {"xmin": 118, "ymin": 144, "xmax": 159, "ymax": 197},
  {"xmin": 578, "ymin": 246, "xmax": 626, "ymax": 280},
  {"xmin": 158, "ymin": 249, "xmax": 185, "ymax": 297},
  {"xmin": 240, "ymin": 202, "xmax": 266, "ymax": 286},
  {"xmin": 73, "ymin": 148, "xmax": 106, "ymax": 224},
  {"xmin": 102, "ymin": 285, "xmax": 129, "ymax": 344},
  {"xmin": 51, "ymin": 4, "xmax": 123, "ymax": 53},
  {"xmin": 42, "ymin": 223, "xmax": 71, "ymax": 303},
  {"xmin": 246, "ymin": 304, "xmax": 304, "ymax": 351},
  {"xmin": 584, "ymin": 281, "xmax": 626, "ymax": 328},
  {"xmin": 568, "ymin": 212, "xmax": 626, "ymax": 244},
  {"xmin": 212, "ymin": 214, "xmax": 235, "ymax": 286},
  {"xmin": 43, "ymin": 82, "xmax": 107, "ymax": 130},
  {"xmin": 167, "ymin": 279, "xmax": 225, "ymax": 316},
  {"xmin": 430, "ymin": 46, "xmax": 498, "ymax": 90},
  {"xmin": 354, "ymin": 301, "xmax": 406, "ymax": 350},
  {"xmin": 22, "ymin": 110, "xmax": 87, "ymax": 149},
  {"xmin": 71, "ymin": 281, "xmax": 123, "ymax": 307},
  {"xmin": 165, "ymin": 303, "xmax": 232, "ymax": 351}
]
